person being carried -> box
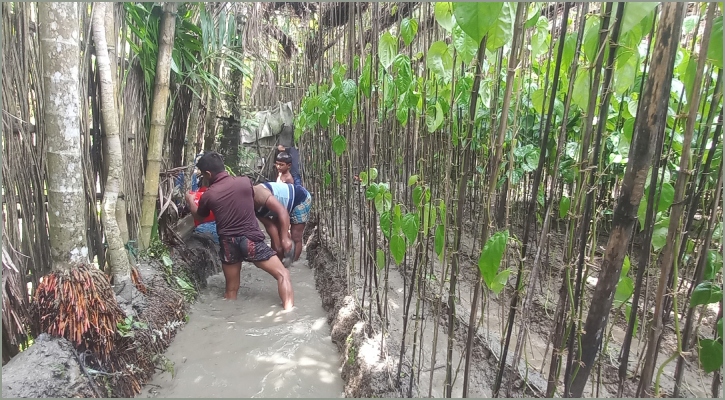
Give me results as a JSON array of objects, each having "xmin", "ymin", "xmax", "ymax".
[
  {"xmin": 189, "ymin": 182, "xmax": 219, "ymax": 244},
  {"xmin": 185, "ymin": 151, "xmax": 294, "ymax": 310},
  {"xmin": 253, "ymin": 181, "xmax": 312, "ymax": 264}
]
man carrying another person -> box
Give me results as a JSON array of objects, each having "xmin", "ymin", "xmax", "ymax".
[{"xmin": 185, "ymin": 151, "xmax": 294, "ymax": 310}]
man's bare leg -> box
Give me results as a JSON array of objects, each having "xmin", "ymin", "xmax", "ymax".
[
  {"xmin": 253, "ymin": 256, "xmax": 294, "ymax": 310},
  {"xmin": 221, "ymin": 262, "xmax": 242, "ymax": 300},
  {"xmin": 260, "ymin": 217, "xmax": 283, "ymax": 257},
  {"xmin": 291, "ymin": 224, "xmax": 305, "ymax": 261}
]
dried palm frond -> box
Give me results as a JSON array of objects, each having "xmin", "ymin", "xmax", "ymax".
[{"xmin": 32, "ymin": 264, "xmax": 125, "ymax": 364}]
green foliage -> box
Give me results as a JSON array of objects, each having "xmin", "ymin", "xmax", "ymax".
[
  {"xmin": 451, "ymin": 2, "xmax": 503, "ymax": 45},
  {"xmin": 530, "ymin": 16, "xmax": 550, "ymax": 57},
  {"xmin": 613, "ymin": 255, "xmax": 637, "ymax": 309},
  {"xmin": 379, "ymin": 32, "xmax": 398, "ymax": 70},
  {"xmin": 374, "ymin": 191, "xmax": 393, "ymax": 214},
  {"xmin": 690, "ymin": 282, "xmax": 723, "ymax": 308},
  {"xmin": 427, "ymin": 42, "xmax": 454, "ymax": 83},
  {"xmin": 478, "ymin": 230, "xmax": 509, "ymax": 291},
  {"xmin": 559, "ymin": 196, "xmax": 571, "ymax": 219},
  {"xmin": 400, "ymin": 18, "xmax": 419, "ymax": 46},
  {"xmin": 434, "ymin": 224, "xmax": 445, "ymax": 259},
  {"xmin": 705, "ymin": 250, "xmax": 723, "ymax": 281},
  {"xmin": 707, "ymin": 16, "xmax": 723, "ymax": 69},
  {"xmin": 582, "ymin": 15, "xmax": 601, "ymax": 63},
  {"xmin": 390, "ymin": 235, "xmax": 406, "ymax": 265},
  {"xmin": 697, "ymin": 338, "xmax": 723, "ymax": 373},
  {"xmin": 402, "ymin": 214, "xmax": 419, "ymax": 244},
  {"xmin": 117, "ymin": 316, "xmax": 148, "ymax": 338},
  {"xmin": 485, "ymin": 2, "xmax": 515, "ymax": 51},
  {"xmin": 332, "ymin": 135, "xmax": 347, "ymax": 156},
  {"xmin": 651, "ymin": 218, "xmax": 669, "ymax": 252},
  {"xmin": 124, "ymin": 3, "xmax": 248, "ymax": 119},
  {"xmin": 376, "ymin": 249, "xmax": 386, "ymax": 271},
  {"xmin": 624, "ymin": 303, "xmax": 640, "ymax": 336},
  {"xmin": 490, "ymin": 269, "xmax": 512, "ymax": 295},
  {"xmin": 614, "ymin": 277, "xmax": 635, "ymax": 304},
  {"xmin": 619, "ymin": 2, "xmax": 659, "ymax": 36},
  {"xmin": 452, "ymin": 25, "xmax": 477, "ymax": 64},
  {"xmin": 434, "ymin": 2, "xmax": 456, "ymax": 32}
]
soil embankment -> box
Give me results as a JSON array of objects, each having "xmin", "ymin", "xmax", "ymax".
[{"xmin": 2, "ymin": 232, "xmax": 221, "ymax": 398}]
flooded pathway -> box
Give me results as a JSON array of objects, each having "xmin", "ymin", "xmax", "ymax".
[{"xmin": 139, "ymin": 252, "xmax": 344, "ymax": 398}]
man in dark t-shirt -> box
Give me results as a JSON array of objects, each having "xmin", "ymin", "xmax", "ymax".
[{"xmin": 186, "ymin": 152, "xmax": 294, "ymax": 309}]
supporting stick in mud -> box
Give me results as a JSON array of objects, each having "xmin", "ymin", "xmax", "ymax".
[{"xmin": 493, "ymin": 3, "xmax": 572, "ymax": 398}]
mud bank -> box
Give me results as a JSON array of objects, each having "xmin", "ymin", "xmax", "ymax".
[
  {"xmin": 1, "ymin": 233, "xmax": 220, "ymax": 398},
  {"xmin": 307, "ymin": 231, "xmax": 409, "ymax": 398},
  {"xmin": 308, "ymin": 207, "xmax": 551, "ymax": 399}
]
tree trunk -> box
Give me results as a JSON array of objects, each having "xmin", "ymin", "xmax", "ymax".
[
  {"xmin": 139, "ymin": 2, "xmax": 177, "ymax": 249},
  {"xmin": 568, "ymin": 3, "xmax": 685, "ymax": 396},
  {"xmin": 203, "ymin": 64, "xmax": 219, "ymax": 151},
  {"xmin": 103, "ymin": 2, "xmax": 130, "ymax": 247},
  {"xmin": 638, "ymin": 3, "xmax": 714, "ymax": 395},
  {"xmin": 39, "ymin": 2, "xmax": 88, "ymax": 270},
  {"xmin": 92, "ymin": 2, "xmax": 132, "ymax": 282},
  {"xmin": 185, "ymin": 91, "xmax": 201, "ymax": 166}
]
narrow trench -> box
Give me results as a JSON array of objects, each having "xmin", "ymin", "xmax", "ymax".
[{"xmin": 139, "ymin": 246, "xmax": 345, "ymax": 398}]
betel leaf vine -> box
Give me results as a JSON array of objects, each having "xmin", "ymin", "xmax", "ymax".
[
  {"xmin": 452, "ymin": 25, "xmax": 478, "ymax": 64},
  {"xmin": 452, "ymin": 2, "xmax": 504, "ymax": 45},
  {"xmin": 434, "ymin": 2, "xmax": 456, "ymax": 33},
  {"xmin": 400, "ymin": 17, "xmax": 419, "ymax": 47},
  {"xmin": 690, "ymin": 281, "xmax": 723, "ymax": 308},
  {"xmin": 478, "ymin": 230, "xmax": 509, "ymax": 293},
  {"xmin": 485, "ymin": 2, "xmax": 515, "ymax": 51},
  {"xmin": 707, "ymin": 15, "xmax": 723, "ymax": 68},
  {"xmin": 332, "ymin": 135, "xmax": 347, "ymax": 156},
  {"xmin": 698, "ymin": 337, "xmax": 723, "ymax": 373},
  {"xmin": 390, "ymin": 235, "xmax": 406, "ymax": 265},
  {"xmin": 426, "ymin": 41, "xmax": 454, "ymax": 84},
  {"xmin": 379, "ymin": 32, "xmax": 398, "ymax": 70}
]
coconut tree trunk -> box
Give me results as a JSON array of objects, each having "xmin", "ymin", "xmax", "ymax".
[
  {"xmin": 139, "ymin": 2, "xmax": 177, "ymax": 249},
  {"xmin": 39, "ymin": 2, "xmax": 88, "ymax": 270},
  {"xmin": 93, "ymin": 2, "xmax": 132, "ymax": 282},
  {"xmin": 568, "ymin": 3, "xmax": 685, "ymax": 396}
]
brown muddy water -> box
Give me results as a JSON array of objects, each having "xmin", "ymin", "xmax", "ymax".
[{"xmin": 139, "ymin": 253, "xmax": 344, "ymax": 398}]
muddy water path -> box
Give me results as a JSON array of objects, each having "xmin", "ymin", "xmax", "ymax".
[{"xmin": 139, "ymin": 252, "xmax": 344, "ymax": 398}]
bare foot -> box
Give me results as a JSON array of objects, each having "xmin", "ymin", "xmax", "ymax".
[{"xmin": 224, "ymin": 291, "xmax": 238, "ymax": 300}]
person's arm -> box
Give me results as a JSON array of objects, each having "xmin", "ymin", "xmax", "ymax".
[
  {"xmin": 264, "ymin": 195, "xmax": 293, "ymax": 250},
  {"xmin": 185, "ymin": 192, "xmax": 210, "ymax": 224}
]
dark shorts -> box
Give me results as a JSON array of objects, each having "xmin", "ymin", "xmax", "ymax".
[{"xmin": 218, "ymin": 236, "xmax": 277, "ymax": 265}]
